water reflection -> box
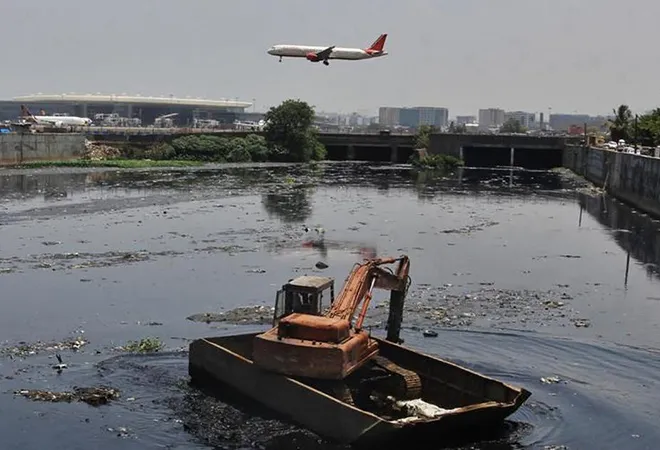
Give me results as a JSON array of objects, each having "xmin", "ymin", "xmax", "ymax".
[
  {"xmin": 579, "ymin": 192, "xmax": 660, "ymax": 283},
  {"xmin": 3, "ymin": 162, "xmax": 656, "ymax": 282},
  {"xmin": 261, "ymin": 188, "xmax": 314, "ymax": 223},
  {"xmin": 0, "ymin": 164, "xmax": 581, "ymax": 204}
]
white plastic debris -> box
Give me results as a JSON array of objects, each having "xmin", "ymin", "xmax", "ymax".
[{"xmin": 392, "ymin": 398, "xmax": 460, "ymax": 423}]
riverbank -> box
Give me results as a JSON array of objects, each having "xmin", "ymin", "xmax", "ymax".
[
  {"xmin": 4, "ymin": 158, "xmax": 206, "ymax": 169},
  {"xmin": 563, "ymin": 145, "xmax": 660, "ymax": 218}
]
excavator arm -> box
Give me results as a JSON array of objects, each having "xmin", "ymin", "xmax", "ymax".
[{"xmin": 281, "ymin": 256, "xmax": 410, "ymax": 341}]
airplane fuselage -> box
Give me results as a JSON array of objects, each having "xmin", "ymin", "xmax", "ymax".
[
  {"xmin": 32, "ymin": 115, "xmax": 92, "ymax": 127},
  {"xmin": 268, "ymin": 45, "xmax": 387, "ymax": 61}
]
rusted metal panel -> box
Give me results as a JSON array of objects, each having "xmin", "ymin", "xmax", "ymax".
[
  {"xmin": 277, "ymin": 313, "xmax": 349, "ymax": 342},
  {"xmin": 253, "ymin": 328, "xmax": 378, "ymax": 379}
]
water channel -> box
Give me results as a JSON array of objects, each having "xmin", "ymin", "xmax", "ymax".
[{"xmin": 0, "ymin": 162, "xmax": 658, "ymax": 449}]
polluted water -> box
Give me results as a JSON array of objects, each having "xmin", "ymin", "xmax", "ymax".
[{"xmin": 0, "ymin": 162, "xmax": 659, "ymax": 449}]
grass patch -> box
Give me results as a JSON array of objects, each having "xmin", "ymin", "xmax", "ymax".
[
  {"xmin": 410, "ymin": 153, "xmax": 464, "ymax": 171},
  {"xmin": 8, "ymin": 159, "xmax": 206, "ymax": 169}
]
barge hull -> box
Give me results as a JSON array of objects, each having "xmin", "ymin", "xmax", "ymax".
[{"xmin": 188, "ymin": 332, "xmax": 531, "ymax": 446}]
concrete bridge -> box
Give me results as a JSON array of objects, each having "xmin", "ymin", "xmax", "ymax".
[
  {"xmin": 84, "ymin": 127, "xmax": 578, "ymax": 167},
  {"xmin": 429, "ymin": 133, "xmax": 578, "ymax": 169}
]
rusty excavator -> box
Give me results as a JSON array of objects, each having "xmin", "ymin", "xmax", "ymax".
[{"xmin": 252, "ymin": 255, "xmax": 422, "ymax": 403}]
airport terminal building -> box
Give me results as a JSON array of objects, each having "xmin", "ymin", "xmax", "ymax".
[{"xmin": 0, "ymin": 93, "xmax": 253, "ymax": 126}]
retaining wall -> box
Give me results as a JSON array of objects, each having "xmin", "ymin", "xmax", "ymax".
[
  {"xmin": 564, "ymin": 145, "xmax": 660, "ymax": 218},
  {"xmin": 0, "ymin": 133, "xmax": 85, "ymax": 165}
]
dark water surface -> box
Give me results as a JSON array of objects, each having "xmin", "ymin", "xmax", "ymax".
[{"xmin": 1, "ymin": 162, "xmax": 659, "ymax": 449}]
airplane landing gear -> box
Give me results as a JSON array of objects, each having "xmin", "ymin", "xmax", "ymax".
[
  {"xmin": 279, "ymin": 56, "xmax": 282, "ymax": 63},
  {"xmin": 323, "ymin": 60, "xmax": 329, "ymax": 66}
]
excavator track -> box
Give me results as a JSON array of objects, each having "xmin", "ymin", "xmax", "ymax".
[
  {"xmin": 371, "ymin": 356, "xmax": 423, "ymax": 400},
  {"xmin": 307, "ymin": 379, "xmax": 355, "ymax": 406}
]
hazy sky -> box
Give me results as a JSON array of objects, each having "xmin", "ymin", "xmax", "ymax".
[{"xmin": 2, "ymin": 0, "xmax": 659, "ymax": 117}]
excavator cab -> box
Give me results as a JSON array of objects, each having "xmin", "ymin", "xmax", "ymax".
[{"xmin": 272, "ymin": 275, "xmax": 335, "ymax": 326}]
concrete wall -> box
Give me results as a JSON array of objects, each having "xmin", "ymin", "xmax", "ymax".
[
  {"xmin": 0, "ymin": 133, "xmax": 85, "ymax": 165},
  {"xmin": 564, "ymin": 145, "xmax": 660, "ymax": 218}
]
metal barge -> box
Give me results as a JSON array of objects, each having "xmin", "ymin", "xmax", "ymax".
[{"xmin": 188, "ymin": 257, "xmax": 531, "ymax": 446}]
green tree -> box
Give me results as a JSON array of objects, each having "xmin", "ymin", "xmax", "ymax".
[
  {"xmin": 414, "ymin": 124, "xmax": 439, "ymax": 149},
  {"xmin": 263, "ymin": 99, "xmax": 326, "ymax": 162},
  {"xmin": 609, "ymin": 104, "xmax": 633, "ymax": 142},
  {"xmin": 637, "ymin": 108, "xmax": 660, "ymax": 146},
  {"xmin": 500, "ymin": 118, "xmax": 526, "ymax": 133},
  {"xmin": 242, "ymin": 134, "xmax": 270, "ymax": 161}
]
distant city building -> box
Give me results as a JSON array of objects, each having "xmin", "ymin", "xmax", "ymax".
[
  {"xmin": 378, "ymin": 107, "xmax": 401, "ymax": 127},
  {"xmin": 378, "ymin": 106, "xmax": 449, "ymax": 129},
  {"xmin": 549, "ymin": 114, "xmax": 609, "ymax": 132},
  {"xmin": 399, "ymin": 108, "xmax": 420, "ymax": 128},
  {"xmin": 478, "ymin": 108, "xmax": 505, "ymax": 130},
  {"xmin": 455, "ymin": 115, "xmax": 477, "ymax": 125},
  {"xmin": 504, "ymin": 111, "xmax": 536, "ymax": 129},
  {"xmin": 416, "ymin": 107, "xmax": 449, "ymax": 128}
]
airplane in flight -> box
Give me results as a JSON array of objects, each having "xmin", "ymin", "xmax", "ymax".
[
  {"xmin": 267, "ymin": 33, "xmax": 388, "ymax": 66},
  {"xmin": 20, "ymin": 105, "xmax": 92, "ymax": 127}
]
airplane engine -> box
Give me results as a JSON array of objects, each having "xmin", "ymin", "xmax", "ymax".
[
  {"xmin": 54, "ymin": 121, "xmax": 64, "ymax": 128},
  {"xmin": 306, "ymin": 52, "xmax": 319, "ymax": 62}
]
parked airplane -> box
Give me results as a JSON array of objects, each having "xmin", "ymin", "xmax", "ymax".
[
  {"xmin": 267, "ymin": 33, "xmax": 388, "ymax": 66},
  {"xmin": 20, "ymin": 105, "xmax": 92, "ymax": 127}
]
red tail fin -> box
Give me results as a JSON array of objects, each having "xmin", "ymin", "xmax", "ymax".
[
  {"xmin": 367, "ymin": 34, "xmax": 387, "ymax": 52},
  {"xmin": 20, "ymin": 104, "xmax": 37, "ymax": 122}
]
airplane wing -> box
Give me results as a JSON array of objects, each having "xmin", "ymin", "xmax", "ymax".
[{"xmin": 316, "ymin": 45, "xmax": 335, "ymax": 60}]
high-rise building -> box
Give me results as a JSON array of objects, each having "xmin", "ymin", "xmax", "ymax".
[
  {"xmin": 378, "ymin": 107, "xmax": 401, "ymax": 127},
  {"xmin": 397, "ymin": 108, "xmax": 418, "ymax": 128},
  {"xmin": 379, "ymin": 106, "xmax": 449, "ymax": 129},
  {"xmin": 417, "ymin": 107, "xmax": 449, "ymax": 128},
  {"xmin": 504, "ymin": 111, "xmax": 536, "ymax": 129},
  {"xmin": 478, "ymin": 108, "xmax": 505, "ymax": 130}
]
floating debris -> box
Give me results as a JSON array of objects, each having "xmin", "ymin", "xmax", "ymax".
[
  {"xmin": 187, "ymin": 306, "xmax": 274, "ymax": 325},
  {"xmin": 107, "ymin": 426, "xmax": 132, "ymax": 438},
  {"xmin": 540, "ymin": 376, "xmax": 562, "ymax": 384},
  {"xmin": 543, "ymin": 300, "xmax": 565, "ymax": 309},
  {"xmin": 315, "ymin": 261, "xmax": 329, "ymax": 270},
  {"xmin": 572, "ymin": 318, "xmax": 591, "ymax": 328},
  {"xmin": 1, "ymin": 336, "xmax": 88, "ymax": 358},
  {"xmin": 120, "ymin": 337, "xmax": 164, "ymax": 353},
  {"xmin": 422, "ymin": 329, "xmax": 438, "ymax": 338},
  {"xmin": 15, "ymin": 386, "xmax": 120, "ymax": 406}
]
